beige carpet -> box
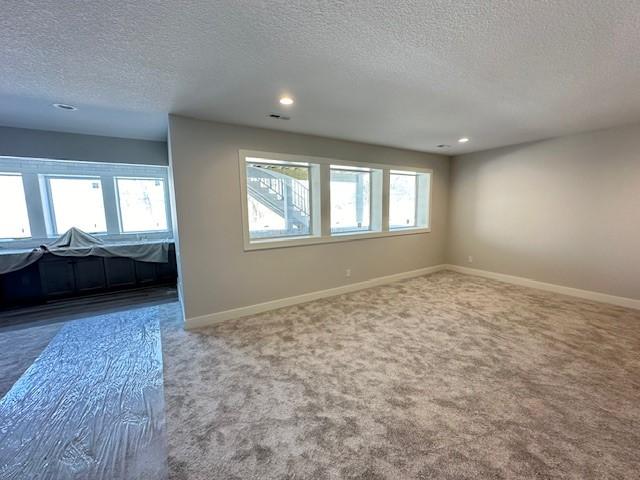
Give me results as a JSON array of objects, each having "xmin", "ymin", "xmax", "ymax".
[{"xmin": 161, "ymin": 271, "xmax": 640, "ymax": 479}]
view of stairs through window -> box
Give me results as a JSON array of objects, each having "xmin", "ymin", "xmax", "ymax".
[
  {"xmin": 247, "ymin": 164, "xmax": 311, "ymax": 239},
  {"xmin": 246, "ymin": 160, "xmax": 375, "ymax": 240}
]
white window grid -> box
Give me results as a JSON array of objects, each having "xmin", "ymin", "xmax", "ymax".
[
  {"xmin": 239, "ymin": 150, "xmax": 432, "ymax": 251},
  {"xmin": 0, "ymin": 156, "xmax": 173, "ymax": 248}
]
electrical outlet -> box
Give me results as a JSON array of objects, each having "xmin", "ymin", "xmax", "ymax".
[
  {"xmin": 468, "ymin": 255, "xmax": 473, "ymax": 263},
  {"xmin": 345, "ymin": 268, "xmax": 351, "ymax": 278}
]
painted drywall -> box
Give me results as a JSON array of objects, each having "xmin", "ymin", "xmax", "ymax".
[
  {"xmin": 168, "ymin": 116, "xmax": 449, "ymax": 320},
  {"xmin": 0, "ymin": 126, "xmax": 168, "ymax": 165},
  {"xmin": 447, "ymin": 122, "xmax": 640, "ymax": 300}
]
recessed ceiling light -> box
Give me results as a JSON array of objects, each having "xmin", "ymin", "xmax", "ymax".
[
  {"xmin": 279, "ymin": 96, "xmax": 294, "ymax": 106},
  {"xmin": 53, "ymin": 103, "xmax": 78, "ymax": 111},
  {"xmin": 458, "ymin": 137, "xmax": 469, "ymax": 143}
]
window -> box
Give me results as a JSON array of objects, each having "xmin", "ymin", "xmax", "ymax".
[
  {"xmin": 390, "ymin": 170, "xmax": 430, "ymax": 230},
  {"xmin": 330, "ymin": 166, "xmax": 371, "ymax": 233},
  {"xmin": 0, "ymin": 173, "xmax": 31, "ymax": 239},
  {"xmin": 239, "ymin": 150, "xmax": 431, "ymax": 250},
  {"xmin": 0, "ymin": 157, "xmax": 172, "ymax": 247},
  {"xmin": 116, "ymin": 178, "xmax": 168, "ymax": 232},
  {"xmin": 245, "ymin": 158, "xmax": 316, "ymax": 240},
  {"xmin": 47, "ymin": 176, "xmax": 107, "ymax": 234},
  {"xmin": 390, "ymin": 171, "xmax": 417, "ymax": 228}
]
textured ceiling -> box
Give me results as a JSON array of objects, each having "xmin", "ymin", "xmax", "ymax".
[{"xmin": 1, "ymin": 1, "xmax": 640, "ymax": 153}]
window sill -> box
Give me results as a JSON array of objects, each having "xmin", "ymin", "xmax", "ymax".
[
  {"xmin": 0, "ymin": 234, "xmax": 174, "ymax": 251},
  {"xmin": 244, "ymin": 227, "xmax": 431, "ymax": 251}
]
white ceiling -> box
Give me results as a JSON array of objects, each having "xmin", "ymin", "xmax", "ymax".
[{"xmin": 1, "ymin": 1, "xmax": 640, "ymax": 154}]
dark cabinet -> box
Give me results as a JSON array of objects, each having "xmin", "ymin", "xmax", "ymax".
[
  {"xmin": 105, "ymin": 257, "xmax": 136, "ymax": 288},
  {"xmin": 39, "ymin": 256, "xmax": 107, "ymax": 296},
  {"xmin": 156, "ymin": 258, "xmax": 176, "ymax": 281},
  {"xmin": 134, "ymin": 261, "xmax": 157, "ymax": 285},
  {"xmin": 74, "ymin": 257, "xmax": 107, "ymax": 292},
  {"xmin": 0, "ymin": 244, "xmax": 177, "ymax": 310},
  {"xmin": 39, "ymin": 257, "xmax": 75, "ymax": 296},
  {"xmin": 0, "ymin": 262, "xmax": 43, "ymax": 305}
]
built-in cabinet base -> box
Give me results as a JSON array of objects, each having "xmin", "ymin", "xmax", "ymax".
[{"xmin": 0, "ymin": 244, "xmax": 177, "ymax": 310}]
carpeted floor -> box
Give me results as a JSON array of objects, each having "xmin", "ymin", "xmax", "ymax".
[{"xmin": 161, "ymin": 271, "xmax": 640, "ymax": 479}]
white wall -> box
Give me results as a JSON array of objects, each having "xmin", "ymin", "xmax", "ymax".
[
  {"xmin": 0, "ymin": 126, "xmax": 168, "ymax": 165},
  {"xmin": 168, "ymin": 116, "xmax": 449, "ymax": 320},
  {"xmin": 448, "ymin": 122, "xmax": 640, "ymax": 300}
]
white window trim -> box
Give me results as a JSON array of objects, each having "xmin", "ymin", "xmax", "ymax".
[
  {"xmin": 0, "ymin": 156, "xmax": 173, "ymax": 249},
  {"xmin": 389, "ymin": 170, "xmax": 421, "ymax": 230},
  {"xmin": 239, "ymin": 150, "xmax": 432, "ymax": 251},
  {"xmin": 43, "ymin": 174, "xmax": 108, "ymax": 235},
  {"xmin": 0, "ymin": 172, "xmax": 32, "ymax": 240},
  {"xmin": 329, "ymin": 165, "xmax": 379, "ymax": 235},
  {"xmin": 114, "ymin": 176, "xmax": 171, "ymax": 234}
]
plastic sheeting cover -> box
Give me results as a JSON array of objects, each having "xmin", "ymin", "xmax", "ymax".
[
  {"xmin": 0, "ymin": 228, "xmax": 170, "ymax": 274},
  {"xmin": 0, "ymin": 307, "xmax": 168, "ymax": 479}
]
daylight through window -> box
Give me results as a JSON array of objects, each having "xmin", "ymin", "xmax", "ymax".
[
  {"xmin": 47, "ymin": 177, "xmax": 107, "ymax": 234},
  {"xmin": 0, "ymin": 173, "xmax": 31, "ymax": 239},
  {"xmin": 389, "ymin": 171, "xmax": 418, "ymax": 229},
  {"xmin": 330, "ymin": 166, "xmax": 371, "ymax": 233},
  {"xmin": 0, "ymin": 157, "xmax": 172, "ymax": 246},
  {"xmin": 240, "ymin": 151, "xmax": 432, "ymax": 250},
  {"xmin": 116, "ymin": 177, "xmax": 168, "ymax": 232},
  {"xmin": 245, "ymin": 159, "xmax": 314, "ymax": 240}
]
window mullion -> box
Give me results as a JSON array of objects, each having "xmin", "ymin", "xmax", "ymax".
[
  {"xmin": 382, "ymin": 169, "xmax": 390, "ymax": 232},
  {"xmin": 41, "ymin": 176, "xmax": 57, "ymax": 236},
  {"xmin": 239, "ymin": 150, "xmax": 431, "ymax": 250},
  {"xmin": 21, "ymin": 173, "xmax": 48, "ymax": 239},
  {"xmin": 414, "ymin": 174, "xmax": 419, "ymax": 227},
  {"xmin": 319, "ymin": 164, "xmax": 331, "ymax": 237},
  {"xmin": 101, "ymin": 175, "xmax": 121, "ymax": 235}
]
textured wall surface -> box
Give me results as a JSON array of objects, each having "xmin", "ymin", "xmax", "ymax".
[
  {"xmin": 0, "ymin": 126, "xmax": 168, "ymax": 165},
  {"xmin": 448, "ymin": 123, "xmax": 640, "ymax": 300},
  {"xmin": 168, "ymin": 116, "xmax": 449, "ymax": 320},
  {"xmin": 2, "ymin": 1, "xmax": 640, "ymax": 151}
]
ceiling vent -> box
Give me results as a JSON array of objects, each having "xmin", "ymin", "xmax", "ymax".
[
  {"xmin": 53, "ymin": 103, "xmax": 78, "ymax": 111},
  {"xmin": 268, "ymin": 113, "xmax": 290, "ymax": 120}
]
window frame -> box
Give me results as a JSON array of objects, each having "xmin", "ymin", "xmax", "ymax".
[
  {"xmin": 329, "ymin": 165, "xmax": 374, "ymax": 235},
  {"xmin": 239, "ymin": 150, "xmax": 432, "ymax": 251},
  {"xmin": 244, "ymin": 159, "xmax": 316, "ymax": 241},
  {"xmin": 114, "ymin": 176, "xmax": 171, "ymax": 234},
  {"xmin": 0, "ymin": 156, "xmax": 173, "ymax": 248},
  {"xmin": 0, "ymin": 172, "xmax": 32, "ymax": 240},
  {"xmin": 389, "ymin": 170, "xmax": 422, "ymax": 230},
  {"xmin": 44, "ymin": 174, "xmax": 108, "ymax": 235}
]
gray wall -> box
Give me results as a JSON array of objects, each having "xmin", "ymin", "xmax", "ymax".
[
  {"xmin": 0, "ymin": 126, "xmax": 168, "ymax": 165},
  {"xmin": 168, "ymin": 115, "xmax": 449, "ymax": 320},
  {"xmin": 448, "ymin": 122, "xmax": 640, "ymax": 300}
]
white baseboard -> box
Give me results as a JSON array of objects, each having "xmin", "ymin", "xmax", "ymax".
[
  {"xmin": 185, "ymin": 264, "xmax": 447, "ymax": 329},
  {"xmin": 445, "ymin": 264, "xmax": 640, "ymax": 310},
  {"xmin": 185, "ymin": 263, "xmax": 640, "ymax": 329}
]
